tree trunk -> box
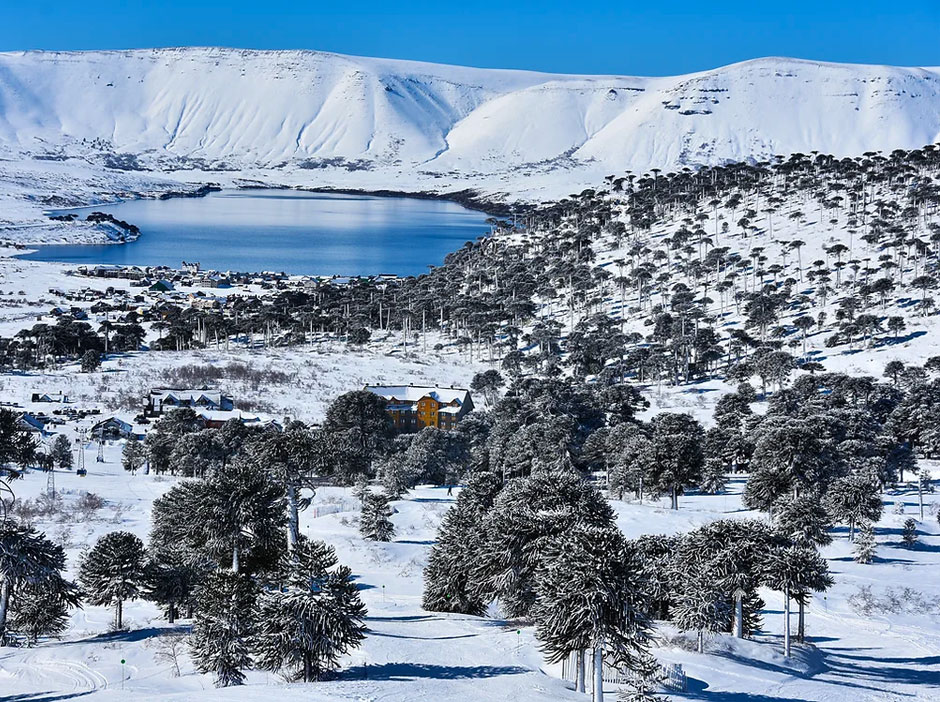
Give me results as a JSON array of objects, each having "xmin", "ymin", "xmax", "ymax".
[
  {"xmin": 304, "ymin": 652, "xmax": 312, "ymax": 683},
  {"xmin": 232, "ymin": 542, "xmax": 240, "ymax": 574},
  {"xmin": 734, "ymin": 593, "xmax": 744, "ymax": 638},
  {"xmin": 798, "ymin": 598, "xmax": 805, "ymax": 643},
  {"xmin": 116, "ymin": 598, "xmax": 123, "ymax": 630},
  {"xmin": 286, "ymin": 484, "xmax": 300, "ymax": 552},
  {"xmin": 576, "ymin": 649, "xmax": 586, "ymax": 693},
  {"xmin": 0, "ymin": 578, "xmax": 11, "ymax": 644},
  {"xmin": 671, "ymin": 485, "xmax": 678, "ymax": 510},
  {"xmin": 783, "ymin": 586, "xmax": 791, "ymax": 657},
  {"xmin": 592, "ymin": 643, "xmax": 604, "ymax": 702},
  {"xmin": 697, "ymin": 629, "xmax": 704, "ymax": 653},
  {"xmin": 168, "ymin": 602, "xmax": 176, "ymax": 625}
]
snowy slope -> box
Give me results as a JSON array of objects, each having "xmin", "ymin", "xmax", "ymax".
[{"xmin": 1, "ymin": 48, "xmax": 940, "ymax": 186}]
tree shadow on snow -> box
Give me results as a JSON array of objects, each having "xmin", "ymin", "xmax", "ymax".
[
  {"xmin": 338, "ymin": 662, "xmax": 528, "ymax": 681},
  {"xmin": 1, "ymin": 693, "xmax": 96, "ymax": 702}
]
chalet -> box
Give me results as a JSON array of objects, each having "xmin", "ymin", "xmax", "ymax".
[
  {"xmin": 17, "ymin": 412, "xmax": 50, "ymax": 435},
  {"xmin": 147, "ymin": 388, "xmax": 234, "ymax": 416},
  {"xmin": 90, "ymin": 416, "xmax": 138, "ymax": 440},
  {"xmin": 149, "ymin": 279, "xmax": 175, "ymax": 293},
  {"xmin": 31, "ymin": 391, "xmax": 69, "ymax": 404},
  {"xmin": 364, "ymin": 384, "xmax": 474, "ymax": 433}
]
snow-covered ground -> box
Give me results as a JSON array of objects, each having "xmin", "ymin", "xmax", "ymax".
[{"xmin": 1, "ymin": 428, "xmax": 937, "ymax": 701}]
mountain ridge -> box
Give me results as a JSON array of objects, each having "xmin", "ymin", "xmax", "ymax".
[{"xmin": 1, "ymin": 48, "xmax": 940, "ymax": 207}]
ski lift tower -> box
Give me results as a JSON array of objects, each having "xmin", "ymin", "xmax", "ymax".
[
  {"xmin": 96, "ymin": 438, "xmax": 104, "ymax": 463},
  {"xmin": 76, "ymin": 431, "xmax": 86, "ymax": 475},
  {"xmin": 45, "ymin": 440, "xmax": 55, "ymax": 499}
]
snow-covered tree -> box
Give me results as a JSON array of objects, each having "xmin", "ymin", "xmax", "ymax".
[
  {"xmin": 9, "ymin": 579, "xmax": 78, "ymax": 645},
  {"xmin": 823, "ymin": 473, "xmax": 883, "ymax": 541},
  {"xmin": 643, "ymin": 413, "xmax": 705, "ymax": 510},
  {"xmin": 79, "ymin": 531, "xmax": 147, "ymax": 630},
  {"xmin": 151, "ymin": 459, "xmax": 286, "ymax": 574},
  {"xmin": 618, "ymin": 650, "xmax": 665, "ymax": 702},
  {"xmin": 359, "ymin": 492, "xmax": 395, "ymax": 542},
  {"xmin": 145, "ymin": 546, "xmax": 202, "ymax": 623},
  {"xmin": 189, "ymin": 570, "xmax": 256, "ymax": 687},
  {"xmin": 423, "ymin": 472, "xmax": 501, "ymax": 616},
  {"xmin": 532, "ymin": 524, "xmax": 650, "ymax": 702},
  {"xmin": 772, "ymin": 494, "xmax": 833, "ymax": 547},
  {"xmin": 252, "ymin": 539, "xmax": 367, "ymax": 682},
  {"xmin": 763, "ymin": 545, "xmax": 832, "ymax": 656},
  {"xmin": 473, "ymin": 471, "xmax": 614, "ymax": 619},
  {"xmin": 50, "ymin": 434, "xmax": 72, "ymax": 470},
  {"xmin": 901, "ymin": 518, "xmax": 918, "ymax": 547},
  {"xmin": 853, "ymin": 522, "xmax": 876, "ymax": 563},
  {"xmin": 0, "ymin": 520, "xmax": 74, "ymax": 645},
  {"xmin": 121, "ymin": 435, "xmax": 146, "ymax": 474},
  {"xmin": 244, "ymin": 424, "xmax": 319, "ymax": 553}
]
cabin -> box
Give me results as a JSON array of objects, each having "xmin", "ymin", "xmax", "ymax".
[
  {"xmin": 364, "ymin": 384, "xmax": 474, "ymax": 433},
  {"xmin": 90, "ymin": 416, "xmax": 138, "ymax": 441},
  {"xmin": 31, "ymin": 391, "xmax": 69, "ymax": 404},
  {"xmin": 147, "ymin": 388, "xmax": 234, "ymax": 416}
]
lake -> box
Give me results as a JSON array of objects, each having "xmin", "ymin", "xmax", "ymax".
[{"xmin": 23, "ymin": 189, "xmax": 492, "ymax": 276}]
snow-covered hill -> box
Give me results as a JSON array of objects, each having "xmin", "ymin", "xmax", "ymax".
[{"xmin": 1, "ymin": 48, "xmax": 940, "ymax": 201}]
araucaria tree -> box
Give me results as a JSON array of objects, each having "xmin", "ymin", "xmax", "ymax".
[
  {"xmin": 359, "ymin": 492, "xmax": 395, "ymax": 542},
  {"xmin": 423, "ymin": 472, "xmax": 502, "ymax": 616},
  {"xmin": 79, "ymin": 531, "xmax": 147, "ymax": 630},
  {"xmin": 0, "ymin": 519, "xmax": 75, "ymax": 645},
  {"xmin": 189, "ymin": 570, "xmax": 257, "ymax": 687},
  {"xmin": 823, "ymin": 473, "xmax": 883, "ymax": 541},
  {"xmin": 643, "ymin": 412, "xmax": 705, "ymax": 509},
  {"xmin": 532, "ymin": 524, "xmax": 650, "ymax": 702},
  {"xmin": 252, "ymin": 539, "xmax": 367, "ymax": 682},
  {"xmin": 763, "ymin": 545, "xmax": 832, "ymax": 656}
]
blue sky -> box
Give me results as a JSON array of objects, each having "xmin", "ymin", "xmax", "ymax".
[{"xmin": 3, "ymin": 1, "xmax": 938, "ymax": 75}]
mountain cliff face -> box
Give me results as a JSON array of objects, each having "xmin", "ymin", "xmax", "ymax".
[{"xmin": 1, "ymin": 48, "xmax": 939, "ymax": 189}]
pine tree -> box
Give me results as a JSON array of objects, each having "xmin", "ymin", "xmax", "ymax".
[
  {"xmin": 901, "ymin": 518, "xmax": 918, "ymax": 547},
  {"xmin": 532, "ymin": 524, "xmax": 650, "ymax": 702},
  {"xmin": 618, "ymin": 651, "xmax": 665, "ymax": 702},
  {"xmin": 772, "ymin": 495, "xmax": 833, "ymax": 547},
  {"xmin": 699, "ymin": 458, "xmax": 727, "ymax": 495},
  {"xmin": 359, "ymin": 492, "xmax": 395, "ymax": 542},
  {"xmin": 145, "ymin": 547, "xmax": 202, "ymax": 623},
  {"xmin": 189, "ymin": 570, "xmax": 256, "ymax": 687},
  {"xmin": 823, "ymin": 473, "xmax": 883, "ymax": 541},
  {"xmin": 423, "ymin": 472, "xmax": 501, "ymax": 616},
  {"xmin": 643, "ymin": 413, "xmax": 705, "ymax": 510},
  {"xmin": 78, "ymin": 531, "xmax": 147, "ymax": 630},
  {"xmin": 853, "ymin": 522, "xmax": 876, "ymax": 564},
  {"xmin": 9, "ymin": 579, "xmax": 78, "ymax": 645},
  {"xmin": 50, "ymin": 434, "xmax": 72, "ymax": 470},
  {"xmin": 0, "ymin": 519, "xmax": 71, "ymax": 645},
  {"xmin": 473, "ymin": 471, "xmax": 614, "ymax": 619},
  {"xmin": 122, "ymin": 436, "xmax": 146, "ymax": 474},
  {"xmin": 252, "ymin": 542, "xmax": 367, "ymax": 682},
  {"xmin": 672, "ymin": 563, "xmax": 729, "ymax": 653},
  {"xmin": 763, "ymin": 545, "xmax": 832, "ymax": 657}
]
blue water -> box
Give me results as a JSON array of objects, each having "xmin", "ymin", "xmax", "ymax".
[{"xmin": 22, "ymin": 189, "xmax": 491, "ymax": 276}]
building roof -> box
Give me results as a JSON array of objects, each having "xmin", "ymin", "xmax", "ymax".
[
  {"xmin": 150, "ymin": 388, "xmax": 228, "ymax": 404},
  {"xmin": 364, "ymin": 385, "xmax": 470, "ymax": 406}
]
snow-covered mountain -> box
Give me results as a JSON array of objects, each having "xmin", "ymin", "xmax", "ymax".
[{"xmin": 1, "ymin": 47, "xmax": 940, "ymax": 189}]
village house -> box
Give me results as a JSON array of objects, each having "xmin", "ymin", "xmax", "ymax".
[
  {"xmin": 364, "ymin": 384, "xmax": 474, "ymax": 433},
  {"xmin": 90, "ymin": 416, "xmax": 140, "ymax": 441},
  {"xmin": 146, "ymin": 388, "xmax": 234, "ymax": 416}
]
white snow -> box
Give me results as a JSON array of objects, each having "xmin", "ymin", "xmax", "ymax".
[{"xmin": 2, "ymin": 49, "xmax": 940, "ymax": 241}]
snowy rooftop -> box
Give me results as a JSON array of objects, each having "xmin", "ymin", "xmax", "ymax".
[{"xmin": 365, "ymin": 385, "xmax": 470, "ymax": 405}]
